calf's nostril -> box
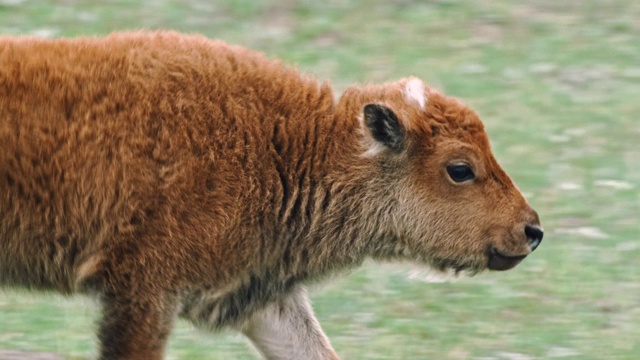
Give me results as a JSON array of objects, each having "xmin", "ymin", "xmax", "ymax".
[{"xmin": 524, "ymin": 224, "xmax": 544, "ymax": 251}]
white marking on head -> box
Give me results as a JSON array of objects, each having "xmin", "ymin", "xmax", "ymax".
[{"xmin": 403, "ymin": 78, "xmax": 427, "ymax": 110}]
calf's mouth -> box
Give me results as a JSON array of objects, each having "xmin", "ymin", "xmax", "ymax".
[{"xmin": 487, "ymin": 248, "xmax": 527, "ymax": 271}]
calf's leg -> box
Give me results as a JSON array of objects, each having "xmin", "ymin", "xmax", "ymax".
[
  {"xmin": 241, "ymin": 286, "xmax": 340, "ymax": 360},
  {"xmin": 88, "ymin": 240, "xmax": 179, "ymax": 360},
  {"xmin": 97, "ymin": 290, "xmax": 177, "ymax": 360}
]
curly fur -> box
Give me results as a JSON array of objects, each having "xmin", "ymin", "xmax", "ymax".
[{"xmin": 0, "ymin": 31, "xmax": 541, "ymax": 359}]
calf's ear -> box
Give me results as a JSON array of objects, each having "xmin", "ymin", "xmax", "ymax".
[{"xmin": 363, "ymin": 104, "xmax": 405, "ymax": 153}]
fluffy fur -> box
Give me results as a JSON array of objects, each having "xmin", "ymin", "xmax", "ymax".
[{"xmin": 0, "ymin": 31, "xmax": 541, "ymax": 359}]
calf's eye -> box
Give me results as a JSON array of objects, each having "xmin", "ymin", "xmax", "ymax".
[{"xmin": 446, "ymin": 164, "xmax": 475, "ymax": 183}]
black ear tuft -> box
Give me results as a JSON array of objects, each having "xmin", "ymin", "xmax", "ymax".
[{"xmin": 364, "ymin": 104, "xmax": 405, "ymax": 153}]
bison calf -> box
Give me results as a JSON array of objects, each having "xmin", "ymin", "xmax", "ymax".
[{"xmin": 0, "ymin": 31, "xmax": 542, "ymax": 359}]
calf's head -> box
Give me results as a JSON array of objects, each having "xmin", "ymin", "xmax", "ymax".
[{"xmin": 357, "ymin": 78, "xmax": 542, "ymax": 274}]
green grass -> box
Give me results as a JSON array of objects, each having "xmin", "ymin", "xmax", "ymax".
[{"xmin": 1, "ymin": 0, "xmax": 639, "ymax": 359}]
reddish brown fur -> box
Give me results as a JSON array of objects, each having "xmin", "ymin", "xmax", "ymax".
[{"xmin": 0, "ymin": 31, "xmax": 541, "ymax": 359}]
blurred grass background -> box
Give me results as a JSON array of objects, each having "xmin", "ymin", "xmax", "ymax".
[{"xmin": 0, "ymin": 0, "xmax": 638, "ymax": 359}]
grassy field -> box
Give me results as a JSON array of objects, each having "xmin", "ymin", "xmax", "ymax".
[{"xmin": 1, "ymin": 0, "xmax": 639, "ymax": 359}]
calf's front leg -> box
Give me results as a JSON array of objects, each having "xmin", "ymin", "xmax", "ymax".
[
  {"xmin": 97, "ymin": 289, "xmax": 177, "ymax": 360},
  {"xmin": 241, "ymin": 286, "xmax": 340, "ymax": 360}
]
